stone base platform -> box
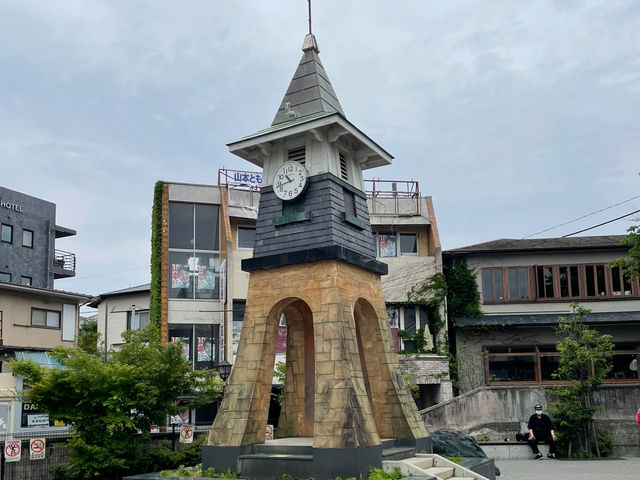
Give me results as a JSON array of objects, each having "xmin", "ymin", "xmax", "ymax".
[{"xmin": 202, "ymin": 437, "xmax": 432, "ymax": 480}]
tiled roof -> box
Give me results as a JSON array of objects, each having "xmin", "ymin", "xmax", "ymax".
[
  {"xmin": 271, "ymin": 33, "xmax": 345, "ymax": 126},
  {"xmin": 446, "ymin": 235, "xmax": 626, "ymax": 254},
  {"xmin": 454, "ymin": 310, "xmax": 640, "ymax": 327}
]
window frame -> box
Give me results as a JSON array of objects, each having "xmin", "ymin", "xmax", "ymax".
[
  {"xmin": 0, "ymin": 272, "xmax": 11, "ymax": 283},
  {"xmin": 1, "ymin": 224, "xmax": 13, "ymax": 244},
  {"xmin": 20, "ymin": 276, "xmax": 32, "ymax": 286},
  {"xmin": 31, "ymin": 308, "xmax": 61, "ymax": 329}
]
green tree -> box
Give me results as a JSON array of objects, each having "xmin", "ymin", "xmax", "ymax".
[
  {"xmin": 610, "ymin": 223, "xmax": 640, "ymax": 280},
  {"xmin": 11, "ymin": 326, "xmax": 223, "ymax": 479},
  {"xmin": 549, "ymin": 303, "xmax": 613, "ymax": 458},
  {"xmin": 77, "ymin": 318, "xmax": 100, "ymax": 355}
]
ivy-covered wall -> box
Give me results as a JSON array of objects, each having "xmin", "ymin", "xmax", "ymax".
[{"xmin": 150, "ymin": 180, "xmax": 164, "ymax": 329}]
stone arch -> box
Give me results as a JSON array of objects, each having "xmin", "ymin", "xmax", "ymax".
[
  {"xmin": 354, "ymin": 297, "xmax": 425, "ymax": 439},
  {"xmin": 276, "ymin": 299, "xmax": 315, "ymax": 437}
]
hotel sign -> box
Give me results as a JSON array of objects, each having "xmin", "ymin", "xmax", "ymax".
[{"xmin": 0, "ymin": 198, "xmax": 24, "ymax": 213}]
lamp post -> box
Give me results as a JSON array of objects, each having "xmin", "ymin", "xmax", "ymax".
[{"xmin": 217, "ymin": 360, "xmax": 232, "ymax": 382}]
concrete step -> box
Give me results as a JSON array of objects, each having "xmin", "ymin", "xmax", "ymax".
[
  {"xmin": 424, "ymin": 466, "xmax": 455, "ymax": 479},
  {"xmin": 382, "ymin": 446, "xmax": 417, "ymax": 460},
  {"xmin": 405, "ymin": 456, "xmax": 434, "ymax": 469}
]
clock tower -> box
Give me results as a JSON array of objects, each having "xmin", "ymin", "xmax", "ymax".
[{"xmin": 205, "ymin": 28, "xmax": 428, "ymax": 479}]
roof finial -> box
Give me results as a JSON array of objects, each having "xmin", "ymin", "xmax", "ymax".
[{"xmin": 302, "ymin": 0, "xmax": 319, "ymax": 53}]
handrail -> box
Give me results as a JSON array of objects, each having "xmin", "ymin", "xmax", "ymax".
[{"xmin": 53, "ymin": 249, "xmax": 76, "ymax": 272}]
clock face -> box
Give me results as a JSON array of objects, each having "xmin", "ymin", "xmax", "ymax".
[{"xmin": 273, "ymin": 161, "xmax": 308, "ymax": 201}]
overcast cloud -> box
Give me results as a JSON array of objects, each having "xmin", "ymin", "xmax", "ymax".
[{"xmin": 1, "ymin": 0, "xmax": 639, "ymax": 302}]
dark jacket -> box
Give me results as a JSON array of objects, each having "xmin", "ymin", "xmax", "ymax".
[{"xmin": 528, "ymin": 413, "xmax": 554, "ymax": 435}]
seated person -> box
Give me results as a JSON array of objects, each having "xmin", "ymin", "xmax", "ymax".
[{"xmin": 527, "ymin": 403, "xmax": 557, "ymax": 459}]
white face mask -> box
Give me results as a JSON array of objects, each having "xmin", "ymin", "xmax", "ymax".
[{"xmin": 535, "ymin": 410, "xmax": 543, "ymax": 415}]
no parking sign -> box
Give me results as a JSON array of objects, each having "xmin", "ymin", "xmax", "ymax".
[
  {"xmin": 30, "ymin": 438, "xmax": 46, "ymax": 460},
  {"xmin": 4, "ymin": 440, "xmax": 21, "ymax": 462}
]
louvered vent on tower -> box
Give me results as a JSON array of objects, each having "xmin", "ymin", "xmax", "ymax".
[
  {"xmin": 288, "ymin": 146, "xmax": 306, "ymax": 166},
  {"xmin": 339, "ymin": 151, "xmax": 348, "ymax": 180}
]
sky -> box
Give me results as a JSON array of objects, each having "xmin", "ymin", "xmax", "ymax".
[{"xmin": 1, "ymin": 0, "xmax": 639, "ymax": 304}]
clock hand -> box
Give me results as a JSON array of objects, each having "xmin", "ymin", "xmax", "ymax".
[{"xmin": 285, "ymin": 175, "xmax": 293, "ymax": 183}]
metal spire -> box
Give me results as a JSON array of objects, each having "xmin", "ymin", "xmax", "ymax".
[{"xmin": 308, "ymin": 0, "xmax": 312, "ymax": 34}]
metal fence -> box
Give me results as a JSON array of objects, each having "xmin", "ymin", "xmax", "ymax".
[{"xmin": 0, "ymin": 427, "xmax": 211, "ymax": 480}]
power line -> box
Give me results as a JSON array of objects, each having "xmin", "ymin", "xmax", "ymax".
[
  {"xmin": 522, "ymin": 194, "xmax": 640, "ymax": 239},
  {"xmin": 562, "ymin": 209, "xmax": 640, "ymax": 237}
]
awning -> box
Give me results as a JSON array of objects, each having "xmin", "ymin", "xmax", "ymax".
[{"xmin": 14, "ymin": 351, "xmax": 64, "ymax": 370}]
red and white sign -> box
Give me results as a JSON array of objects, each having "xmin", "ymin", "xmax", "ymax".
[
  {"xmin": 265, "ymin": 424, "xmax": 274, "ymax": 440},
  {"xmin": 179, "ymin": 424, "xmax": 194, "ymax": 444},
  {"xmin": 30, "ymin": 438, "xmax": 46, "ymax": 460},
  {"xmin": 150, "ymin": 425, "xmax": 160, "ymax": 434},
  {"xmin": 4, "ymin": 440, "xmax": 21, "ymax": 462}
]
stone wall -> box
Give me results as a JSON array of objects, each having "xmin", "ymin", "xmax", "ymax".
[
  {"xmin": 398, "ymin": 354, "xmax": 454, "ymax": 405},
  {"xmin": 420, "ymin": 385, "xmax": 640, "ymax": 456}
]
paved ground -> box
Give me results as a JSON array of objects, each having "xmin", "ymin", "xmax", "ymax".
[{"xmin": 495, "ymin": 456, "xmax": 640, "ymax": 479}]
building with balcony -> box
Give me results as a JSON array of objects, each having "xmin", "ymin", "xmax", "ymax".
[{"xmin": 0, "ymin": 186, "xmax": 77, "ymax": 289}]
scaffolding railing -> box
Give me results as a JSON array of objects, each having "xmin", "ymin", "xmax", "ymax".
[{"xmin": 365, "ymin": 179, "xmax": 421, "ymax": 215}]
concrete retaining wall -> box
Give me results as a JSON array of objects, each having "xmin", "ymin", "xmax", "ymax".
[{"xmin": 420, "ymin": 385, "xmax": 640, "ymax": 456}]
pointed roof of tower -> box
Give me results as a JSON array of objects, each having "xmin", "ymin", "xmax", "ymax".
[{"xmin": 271, "ymin": 33, "xmax": 345, "ymax": 126}]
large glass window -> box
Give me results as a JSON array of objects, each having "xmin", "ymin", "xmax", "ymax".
[
  {"xmin": 237, "ymin": 226, "xmax": 256, "ymax": 249},
  {"xmin": 1, "ymin": 224, "xmax": 12, "ymax": 244},
  {"xmin": 375, "ymin": 232, "xmax": 419, "ymax": 257},
  {"xmin": 487, "ymin": 351, "xmax": 536, "ymax": 382},
  {"xmin": 168, "ymin": 324, "xmax": 219, "ymax": 370},
  {"xmin": 31, "ymin": 308, "xmax": 61, "ymax": 328},
  {"xmin": 403, "ymin": 307, "xmax": 416, "ymax": 333},
  {"xmin": 22, "ymin": 229, "xmax": 33, "ymax": 248},
  {"xmin": 507, "ymin": 267, "xmax": 529, "ymax": 300},
  {"xmin": 168, "ymin": 202, "xmax": 220, "ymax": 300}
]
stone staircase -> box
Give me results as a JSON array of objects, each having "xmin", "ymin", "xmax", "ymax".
[{"xmin": 383, "ymin": 454, "xmax": 490, "ymax": 480}]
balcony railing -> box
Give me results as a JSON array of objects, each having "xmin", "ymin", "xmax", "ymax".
[
  {"xmin": 365, "ymin": 179, "xmax": 421, "ymax": 215},
  {"xmin": 53, "ymin": 249, "xmax": 76, "ymax": 273}
]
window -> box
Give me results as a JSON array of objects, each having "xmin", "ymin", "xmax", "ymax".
[
  {"xmin": 482, "ymin": 268, "xmax": 503, "ymax": 301},
  {"xmin": 339, "ymin": 151, "xmax": 349, "ymax": 180},
  {"xmin": 1, "ymin": 224, "xmax": 12, "ymax": 244},
  {"xmin": 536, "ymin": 266, "xmax": 554, "ymax": 298},
  {"xmin": 168, "ymin": 202, "xmax": 220, "ymax": 300},
  {"xmin": 288, "ymin": 146, "xmax": 305, "ymax": 166},
  {"xmin": 0, "ymin": 272, "xmax": 10, "ymax": 282},
  {"xmin": 31, "ymin": 308, "xmax": 61, "ymax": 328},
  {"xmin": 237, "ymin": 226, "xmax": 256, "ymax": 249},
  {"xmin": 486, "ymin": 345, "xmax": 640, "ymax": 385},
  {"xmin": 343, "ymin": 189, "xmax": 356, "ymax": 218},
  {"xmin": 168, "ymin": 324, "xmax": 219, "ymax": 370},
  {"xmin": 377, "ymin": 233, "xmax": 396, "ymax": 257},
  {"xmin": 22, "ymin": 229, "xmax": 33, "ymax": 248},
  {"xmin": 483, "ymin": 263, "xmax": 637, "ymax": 303},
  {"xmin": 127, "ymin": 309, "xmax": 150, "ymax": 330},
  {"xmin": 21, "ymin": 276, "xmax": 32, "ymax": 286},
  {"xmin": 399, "ymin": 233, "xmax": 418, "ymax": 256},
  {"xmin": 508, "ymin": 267, "xmax": 529, "ymax": 300}
]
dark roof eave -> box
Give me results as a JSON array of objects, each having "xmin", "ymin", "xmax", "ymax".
[{"xmin": 454, "ymin": 311, "xmax": 640, "ymax": 327}]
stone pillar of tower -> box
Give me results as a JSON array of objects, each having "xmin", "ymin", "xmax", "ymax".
[{"xmin": 204, "ymin": 31, "xmax": 428, "ymax": 479}]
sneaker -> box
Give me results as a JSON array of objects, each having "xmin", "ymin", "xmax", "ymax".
[
  {"xmin": 535, "ymin": 453, "xmax": 543, "ymax": 460},
  {"xmin": 547, "ymin": 453, "xmax": 556, "ymax": 459}
]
